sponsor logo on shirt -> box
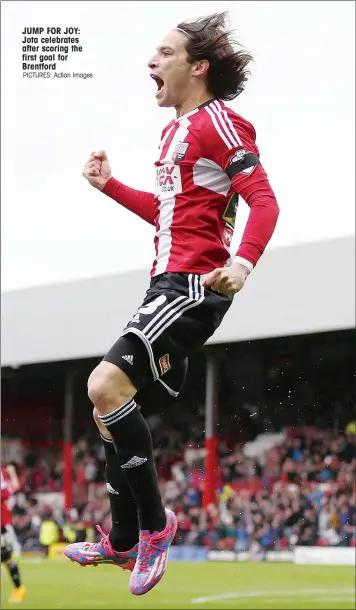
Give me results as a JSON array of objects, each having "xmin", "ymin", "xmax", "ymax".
[
  {"xmin": 155, "ymin": 164, "xmax": 182, "ymax": 196},
  {"xmin": 222, "ymin": 226, "xmax": 233, "ymax": 247},
  {"xmin": 222, "ymin": 193, "xmax": 239, "ymax": 250},
  {"xmin": 222, "ymin": 193, "xmax": 239, "ymax": 230}
]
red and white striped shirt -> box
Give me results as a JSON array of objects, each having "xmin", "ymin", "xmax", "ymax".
[
  {"xmin": 1, "ymin": 469, "xmax": 14, "ymax": 526},
  {"xmin": 104, "ymin": 98, "xmax": 279, "ymax": 276}
]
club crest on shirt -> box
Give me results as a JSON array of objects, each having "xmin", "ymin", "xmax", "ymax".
[
  {"xmin": 172, "ymin": 141, "xmax": 189, "ymax": 163},
  {"xmin": 159, "ymin": 354, "xmax": 171, "ymax": 375}
]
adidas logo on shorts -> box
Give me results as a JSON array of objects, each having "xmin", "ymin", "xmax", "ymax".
[
  {"xmin": 122, "ymin": 354, "xmax": 133, "ymax": 365},
  {"xmin": 121, "ymin": 456, "xmax": 147, "ymax": 469}
]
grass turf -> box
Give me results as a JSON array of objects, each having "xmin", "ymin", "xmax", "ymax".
[{"xmin": 1, "ymin": 558, "xmax": 355, "ymax": 609}]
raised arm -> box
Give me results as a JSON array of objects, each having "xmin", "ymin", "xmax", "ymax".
[
  {"xmin": 103, "ymin": 177, "xmax": 155, "ymax": 226},
  {"xmin": 83, "ymin": 150, "xmax": 156, "ymax": 226}
]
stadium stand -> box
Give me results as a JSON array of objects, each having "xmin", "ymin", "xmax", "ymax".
[{"xmin": 5, "ymin": 414, "xmax": 355, "ymax": 553}]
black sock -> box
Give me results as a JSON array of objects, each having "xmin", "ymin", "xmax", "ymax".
[
  {"xmin": 99, "ymin": 400, "xmax": 166, "ymax": 533},
  {"xmin": 100, "ymin": 434, "xmax": 139, "ymax": 551},
  {"xmin": 7, "ymin": 560, "xmax": 21, "ymax": 588}
]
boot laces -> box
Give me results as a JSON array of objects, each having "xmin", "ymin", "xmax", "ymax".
[{"xmin": 139, "ymin": 539, "xmax": 163, "ymax": 572}]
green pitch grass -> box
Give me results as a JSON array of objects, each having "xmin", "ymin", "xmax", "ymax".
[{"xmin": 1, "ymin": 559, "xmax": 355, "ymax": 609}]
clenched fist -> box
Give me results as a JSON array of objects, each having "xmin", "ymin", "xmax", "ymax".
[
  {"xmin": 202, "ymin": 262, "xmax": 250, "ymax": 295},
  {"xmin": 83, "ymin": 150, "xmax": 112, "ymax": 191}
]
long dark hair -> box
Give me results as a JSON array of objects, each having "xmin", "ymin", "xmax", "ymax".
[{"xmin": 176, "ymin": 11, "xmax": 253, "ymax": 101}]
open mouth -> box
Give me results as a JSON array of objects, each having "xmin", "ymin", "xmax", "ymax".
[{"xmin": 150, "ymin": 74, "xmax": 165, "ymax": 96}]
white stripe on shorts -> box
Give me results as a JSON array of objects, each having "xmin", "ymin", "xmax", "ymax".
[
  {"xmin": 120, "ymin": 274, "xmax": 205, "ymax": 381},
  {"xmin": 144, "ymin": 274, "xmax": 203, "ymax": 342},
  {"xmin": 148, "ymin": 277, "xmax": 204, "ymax": 343}
]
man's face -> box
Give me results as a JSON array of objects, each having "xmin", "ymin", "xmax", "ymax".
[{"xmin": 148, "ymin": 30, "xmax": 193, "ymax": 107}]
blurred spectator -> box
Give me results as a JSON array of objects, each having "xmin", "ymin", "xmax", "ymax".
[{"xmin": 6, "ymin": 421, "xmax": 356, "ymax": 553}]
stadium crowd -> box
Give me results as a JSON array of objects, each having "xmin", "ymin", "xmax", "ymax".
[{"xmin": 6, "ymin": 416, "xmax": 356, "ymax": 554}]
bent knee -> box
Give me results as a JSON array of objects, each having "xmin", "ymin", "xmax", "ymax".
[
  {"xmin": 88, "ymin": 361, "xmax": 136, "ymax": 410},
  {"xmin": 93, "ymin": 406, "xmax": 112, "ymax": 438},
  {"xmin": 93, "ymin": 406, "xmax": 101, "ymax": 427}
]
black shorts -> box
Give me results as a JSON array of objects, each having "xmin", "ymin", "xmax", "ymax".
[
  {"xmin": 103, "ymin": 273, "xmax": 232, "ymax": 396},
  {"xmin": 1, "ymin": 526, "xmax": 13, "ymax": 563}
]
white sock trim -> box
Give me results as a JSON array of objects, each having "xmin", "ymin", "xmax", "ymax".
[{"xmin": 98, "ymin": 399, "xmax": 137, "ymax": 426}]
